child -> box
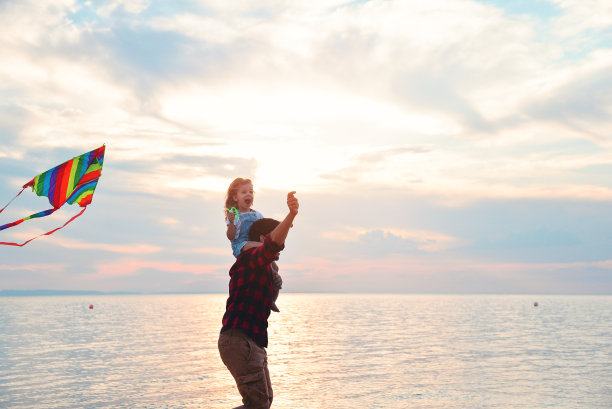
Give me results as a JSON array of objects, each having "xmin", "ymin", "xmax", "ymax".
[{"xmin": 225, "ymin": 177, "xmax": 281, "ymax": 312}]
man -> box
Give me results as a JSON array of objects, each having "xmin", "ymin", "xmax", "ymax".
[{"xmin": 218, "ymin": 191, "xmax": 299, "ymax": 409}]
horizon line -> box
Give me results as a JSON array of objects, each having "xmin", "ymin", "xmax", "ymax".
[{"xmin": 1, "ymin": 289, "xmax": 611, "ymax": 296}]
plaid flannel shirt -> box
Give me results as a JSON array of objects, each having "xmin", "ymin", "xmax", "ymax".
[{"xmin": 221, "ymin": 234, "xmax": 284, "ymax": 347}]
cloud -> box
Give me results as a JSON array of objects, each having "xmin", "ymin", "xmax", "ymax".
[
  {"xmin": 0, "ymin": 263, "xmax": 66, "ymax": 272},
  {"xmin": 1, "ymin": 0, "xmax": 612, "ymax": 294},
  {"xmin": 320, "ymin": 145, "xmax": 429, "ymax": 184},
  {"xmin": 50, "ymin": 238, "xmax": 162, "ymax": 254},
  {"xmin": 322, "ymin": 225, "xmax": 460, "ymax": 254},
  {"xmin": 191, "ymin": 247, "xmax": 229, "ymax": 256},
  {"xmin": 521, "ymin": 57, "xmax": 612, "ymax": 140},
  {"xmin": 92, "ymin": 260, "xmax": 226, "ymax": 278},
  {"xmin": 96, "ymin": 0, "xmax": 151, "ymax": 16},
  {"xmin": 550, "ymin": 0, "xmax": 612, "ymax": 37},
  {"xmin": 282, "ymin": 254, "xmax": 612, "ymax": 293},
  {"xmin": 483, "ymin": 226, "xmax": 581, "ymax": 249},
  {"xmin": 2, "ymin": 0, "xmax": 610, "ymax": 199}
]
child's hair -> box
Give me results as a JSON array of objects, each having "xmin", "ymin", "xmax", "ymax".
[
  {"xmin": 225, "ymin": 177, "xmax": 253, "ymax": 209},
  {"xmin": 248, "ymin": 218, "xmax": 280, "ymax": 241}
]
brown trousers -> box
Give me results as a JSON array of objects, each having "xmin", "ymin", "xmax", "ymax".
[{"xmin": 218, "ymin": 329, "xmax": 273, "ymax": 409}]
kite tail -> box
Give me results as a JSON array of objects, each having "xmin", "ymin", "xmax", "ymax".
[
  {"xmin": 0, "ymin": 207, "xmax": 87, "ymax": 247},
  {"xmin": 0, "ymin": 208, "xmax": 58, "ymax": 232},
  {"xmin": 0, "ymin": 186, "xmax": 28, "ymax": 215}
]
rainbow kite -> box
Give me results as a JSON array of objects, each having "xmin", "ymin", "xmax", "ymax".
[{"xmin": 0, "ymin": 145, "xmax": 105, "ymax": 246}]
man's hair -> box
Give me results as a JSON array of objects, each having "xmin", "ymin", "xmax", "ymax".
[{"xmin": 249, "ymin": 218, "xmax": 280, "ymax": 241}]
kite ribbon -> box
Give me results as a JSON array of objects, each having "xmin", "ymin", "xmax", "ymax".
[{"xmin": 0, "ymin": 208, "xmax": 86, "ymax": 247}]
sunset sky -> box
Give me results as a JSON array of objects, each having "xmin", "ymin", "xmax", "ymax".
[{"xmin": 1, "ymin": 0, "xmax": 611, "ymax": 294}]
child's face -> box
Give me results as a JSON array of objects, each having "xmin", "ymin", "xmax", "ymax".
[{"xmin": 233, "ymin": 183, "xmax": 254, "ymax": 211}]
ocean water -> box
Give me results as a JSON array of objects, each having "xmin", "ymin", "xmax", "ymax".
[{"xmin": 0, "ymin": 294, "xmax": 610, "ymax": 409}]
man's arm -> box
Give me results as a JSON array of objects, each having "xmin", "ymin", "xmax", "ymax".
[
  {"xmin": 239, "ymin": 192, "xmax": 298, "ymax": 268},
  {"xmin": 269, "ymin": 191, "xmax": 299, "ymax": 246},
  {"xmin": 241, "ymin": 241, "xmax": 263, "ymax": 252}
]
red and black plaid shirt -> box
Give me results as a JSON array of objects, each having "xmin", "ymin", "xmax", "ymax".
[{"xmin": 221, "ymin": 234, "xmax": 284, "ymax": 348}]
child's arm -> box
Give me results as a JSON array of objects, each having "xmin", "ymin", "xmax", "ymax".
[
  {"xmin": 226, "ymin": 223, "xmax": 236, "ymax": 240},
  {"xmin": 226, "ymin": 211, "xmax": 236, "ymax": 240}
]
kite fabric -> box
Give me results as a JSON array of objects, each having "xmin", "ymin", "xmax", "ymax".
[{"xmin": 0, "ymin": 145, "xmax": 105, "ymax": 246}]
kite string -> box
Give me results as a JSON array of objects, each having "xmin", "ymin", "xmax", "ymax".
[{"xmin": 0, "ymin": 187, "xmax": 27, "ymax": 214}]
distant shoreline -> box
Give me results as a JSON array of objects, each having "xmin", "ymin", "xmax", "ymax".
[
  {"xmin": 1, "ymin": 290, "xmax": 610, "ymax": 296},
  {"xmin": 0, "ymin": 289, "xmax": 341, "ymax": 296},
  {"xmin": 0, "ymin": 290, "xmax": 141, "ymax": 297}
]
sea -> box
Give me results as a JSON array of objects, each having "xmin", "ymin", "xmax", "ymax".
[{"xmin": 0, "ymin": 294, "xmax": 610, "ymax": 409}]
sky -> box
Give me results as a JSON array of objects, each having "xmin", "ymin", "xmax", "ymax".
[{"xmin": 1, "ymin": 0, "xmax": 611, "ymax": 294}]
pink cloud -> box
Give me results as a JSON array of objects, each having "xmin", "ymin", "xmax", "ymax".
[
  {"xmin": 0, "ymin": 263, "xmax": 66, "ymax": 272},
  {"xmin": 51, "ymin": 238, "xmax": 162, "ymax": 254},
  {"xmin": 284, "ymin": 256, "xmax": 612, "ymax": 281},
  {"xmin": 192, "ymin": 247, "xmax": 228, "ymax": 256},
  {"xmin": 91, "ymin": 259, "xmax": 226, "ymax": 278}
]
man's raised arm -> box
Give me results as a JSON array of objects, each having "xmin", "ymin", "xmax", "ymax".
[{"xmin": 269, "ymin": 191, "xmax": 299, "ymax": 246}]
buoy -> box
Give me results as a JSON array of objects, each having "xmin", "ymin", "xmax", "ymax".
[{"xmin": 89, "ymin": 304, "xmax": 94, "ymax": 309}]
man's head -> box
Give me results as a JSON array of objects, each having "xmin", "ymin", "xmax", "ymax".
[{"xmin": 249, "ymin": 218, "xmax": 280, "ymax": 242}]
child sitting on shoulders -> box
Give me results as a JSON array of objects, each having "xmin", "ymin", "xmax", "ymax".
[{"xmin": 225, "ymin": 177, "xmax": 281, "ymax": 312}]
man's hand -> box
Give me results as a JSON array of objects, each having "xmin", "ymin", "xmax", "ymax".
[{"xmin": 287, "ymin": 191, "xmax": 299, "ymax": 216}]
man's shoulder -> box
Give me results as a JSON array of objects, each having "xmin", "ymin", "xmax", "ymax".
[
  {"xmin": 233, "ymin": 236, "xmax": 282, "ymax": 268},
  {"xmin": 233, "ymin": 247, "xmax": 263, "ymax": 266}
]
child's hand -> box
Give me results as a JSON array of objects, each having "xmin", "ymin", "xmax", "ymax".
[
  {"xmin": 287, "ymin": 191, "xmax": 299, "ymax": 216},
  {"xmin": 226, "ymin": 209, "xmax": 235, "ymax": 223}
]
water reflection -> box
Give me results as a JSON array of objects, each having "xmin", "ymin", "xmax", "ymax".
[{"xmin": 0, "ymin": 294, "xmax": 611, "ymax": 408}]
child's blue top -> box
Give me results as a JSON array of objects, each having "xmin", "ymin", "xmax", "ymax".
[{"xmin": 227, "ymin": 209, "xmax": 264, "ymax": 258}]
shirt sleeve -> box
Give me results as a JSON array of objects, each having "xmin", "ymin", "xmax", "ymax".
[{"xmin": 243, "ymin": 234, "xmax": 284, "ymax": 268}]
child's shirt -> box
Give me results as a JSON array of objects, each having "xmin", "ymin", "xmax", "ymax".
[{"xmin": 227, "ymin": 209, "xmax": 264, "ymax": 258}]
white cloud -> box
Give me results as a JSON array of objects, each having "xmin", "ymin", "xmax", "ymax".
[
  {"xmin": 323, "ymin": 225, "xmax": 461, "ymax": 252},
  {"xmin": 2, "ymin": 0, "xmax": 610, "ymax": 198},
  {"xmin": 550, "ymin": 0, "xmax": 612, "ymax": 37},
  {"xmin": 0, "ymin": 1, "xmax": 78, "ymax": 46},
  {"xmin": 150, "ymin": 14, "xmax": 247, "ymax": 45},
  {"xmin": 96, "ymin": 0, "xmax": 151, "ymax": 16}
]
